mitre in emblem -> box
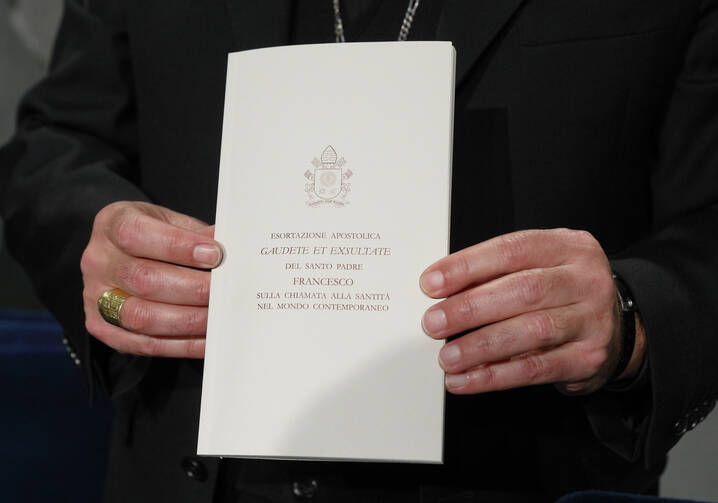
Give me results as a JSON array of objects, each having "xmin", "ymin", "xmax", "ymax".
[{"xmin": 321, "ymin": 145, "xmax": 338, "ymax": 167}]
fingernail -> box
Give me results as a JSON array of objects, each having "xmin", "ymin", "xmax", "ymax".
[
  {"xmin": 439, "ymin": 344, "xmax": 462, "ymax": 366},
  {"xmin": 194, "ymin": 244, "xmax": 220, "ymax": 267},
  {"xmin": 445, "ymin": 373, "xmax": 468, "ymax": 390},
  {"xmin": 421, "ymin": 270, "xmax": 444, "ymax": 293},
  {"xmin": 422, "ymin": 308, "xmax": 447, "ymax": 335}
]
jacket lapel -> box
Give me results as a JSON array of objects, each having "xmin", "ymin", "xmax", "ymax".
[
  {"xmin": 438, "ymin": 0, "xmax": 527, "ymax": 86},
  {"xmin": 224, "ymin": 0, "xmax": 294, "ymax": 51}
]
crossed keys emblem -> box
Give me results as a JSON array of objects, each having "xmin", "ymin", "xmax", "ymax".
[{"xmin": 304, "ymin": 145, "xmax": 353, "ymax": 207}]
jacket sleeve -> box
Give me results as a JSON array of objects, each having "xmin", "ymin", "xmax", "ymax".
[
  {"xmin": 586, "ymin": 0, "xmax": 718, "ymax": 469},
  {"xmin": 0, "ymin": 0, "xmax": 151, "ymax": 399}
]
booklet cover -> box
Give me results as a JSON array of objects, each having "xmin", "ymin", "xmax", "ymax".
[{"xmin": 198, "ymin": 42, "xmax": 455, "ymax": 463}]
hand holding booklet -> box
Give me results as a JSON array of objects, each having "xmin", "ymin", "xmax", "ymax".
[{"xmin": 198, "ymin": 41, "xmax": 455, "ymax": 463}]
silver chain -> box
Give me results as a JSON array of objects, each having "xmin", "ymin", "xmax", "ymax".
[{"xmin": 333, "ymin": 0, "xmax": 421, "ymax": 43}]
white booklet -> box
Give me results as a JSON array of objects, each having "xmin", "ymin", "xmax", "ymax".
[{"xmin": 198, "ymin": 42, "xmax": 455, "ymax": 463}]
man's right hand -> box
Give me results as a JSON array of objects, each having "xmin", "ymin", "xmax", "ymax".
[{"xmin": 81, "ymin": 201, "xmax": 223, "ymax": 358}]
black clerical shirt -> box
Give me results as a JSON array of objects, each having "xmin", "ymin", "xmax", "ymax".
[{"xmin": 291, "ymin": 0, "xmax": 445, "ymax": 44}]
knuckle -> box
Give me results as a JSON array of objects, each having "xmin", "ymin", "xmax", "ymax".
[
  {"xmin": 520, "ymin": 354, "xmax": 551, "ymax": 383},
  {"xmin": 122, "ymin": 302, "xmax": 153, "ymax": 333},
  {"xmin": 80, "ymin": 248, "xmax": 95, "ymax": 276},
  {"xmin": 574, "ymin": 230, "xmax": 606, "ymax": 263},
  {"xmin": 183, "ymin": 339, "xmax": 196, "ymax": 357},
  {"xmin": 477, "ymin": 365, "xmax": 497, "ymax": 389},
  {"xmin": 188, "ymin": 309, "xmax": 208, "ymax": 333},
  {"xmin": 497, "ymin": 232, "xmax": 530, "ymax": 268},
  {"xmin": 469, "ymin": 332, "xmax": 498, "ymax": 357},
  {"xmin": 567, "ymin": 229, "xmax": 598, "ymax": 248},
  {"xmin": 599, "ymin": 274, "xmax": 617, "ymax": 303},
  {"xmin": 450, "ymin": 253, "xmax": 474, "ymax": 282},
  {"xmin": 123, "ymin": 260, "xmax": 159, "ymax": 296},
  {"xmin": 113, "ymin": 212, "xmax": 143, "ymax": 251},
  {"xmin": 456, "ymin": 293, "xmax": 481, "ymax": 324},
  {"xmin": 552, "ymin": 227, "xmax": 596, "ymax": 247},
  {"xmin": 525, "ymin": 311, "xmax": 557, "ymax": 347},
  {"xmin": 106, "ymin": 200, "xmax": 130, "ymax": 213},
  {"xmin": 584, "ymin": 266, "xmax": 613, "ymax": 299},
  {"xmin": 585, "ymin": 299, "xmax": 616, "ymax": 344},
  {"xmin": 195, "ymin": 275, "xmax": 211, "ymax": 303},
  {"xmin": 172, "ymin": 309, "xmax": 206, "ymax": 335},
  {"xmin": 553, "ymin": 227, "xmax": 575, "ymax": 240},
  {"xmin": 585, "ymin": 347, "xmax": 608, "ymax": 376},
  {"xmin": 96, "ymin": 202, "xmax": 134, "ymax": 240},
  {"xmin": 82, "ymin": 287, "xmax": 95, "ymax": 304},
  {"xmin": 598, "ymin": 310, "xmax": 616, "ymax": 343},
  {"xmin": 138, "ymin": 336, "xmax": 162, "ymax": 357},
  {"xmin": 166, "ymin": 227, "xmax": 192, "ymax": 256},
  {"xmin": 471, "ymin": 327, "xmax": 517, "ymax": 360},
  {"xmin": 93, "ymin": 202, "xmax": 119, "ymax": 228},
  {"xmin": 515, "ymin": 270, "xmax": 547, "ymax": 307},
  {"xmin": 93, "ymin": 207, "xmax": 108, "ymax": 229},
  {"xmin": 184, "ymin": 338, "xmax": 204, "ymax": 358}
]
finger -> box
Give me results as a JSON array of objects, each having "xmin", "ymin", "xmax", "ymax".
[
  {"xmin": 437, "ymin": 304, "xmax": 585, "ymax": 374},
  {"xmin": 422, "ymin": 265, "xmax": 581, "ymax": 339},
  {"xmin": 443, "ymin": 341, "xmax": 600, "ymax": 394},
  {"xmin": 84, "ymin": 298, "xmax": 205, "ymax": 358},
  {"xmin": 86, "ymin": 285, "xmax": 208, "ymax": 336},
  {"xmin": 420, "ymin": 229, "xmax": 599, "ymax": 298},
  {"xmin": 135, "ymin": 202, "xmax": 210, "ymax": 233},
  {"xmin": 117, "ymin": 297, "xmax": 208, "ymax": 336},
  {"xmin": 107, "ymin": 212, "xmax": 223, "ymax": 268},
  {"xmin": 110, "ymin": 255, "xmax": 211, "ymax": 305}
]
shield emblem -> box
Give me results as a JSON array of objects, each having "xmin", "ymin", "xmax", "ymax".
[{"xmin": 314, "ymin": 168, "xmax": 342, "ymax": 199}]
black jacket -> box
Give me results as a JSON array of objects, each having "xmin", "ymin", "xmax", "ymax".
[{"xmin": 2, "ymin": 1, "xmax": 718, "ymax": 501}]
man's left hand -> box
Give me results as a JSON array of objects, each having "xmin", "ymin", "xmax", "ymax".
[{"xmin": 420, "ymin": 229, "xmax": 645, "ymax": 395}]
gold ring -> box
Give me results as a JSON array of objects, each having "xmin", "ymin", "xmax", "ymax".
[{"xmin": 98, "ymin": 288, "xmax": 132, "ymax": 328}]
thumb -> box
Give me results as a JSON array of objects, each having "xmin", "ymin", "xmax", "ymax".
[
  {"xmin": 142, "ymin": 202, "xmax": 210, "ymax": 233},
  {"xmin": 198, "ymin": 225, "xmax": 216, "ymax": 239}
]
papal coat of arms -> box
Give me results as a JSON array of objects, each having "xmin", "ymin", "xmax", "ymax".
[{"xmin": 305, "ymin": 145, "xmax": 353, "ymax": 207}]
